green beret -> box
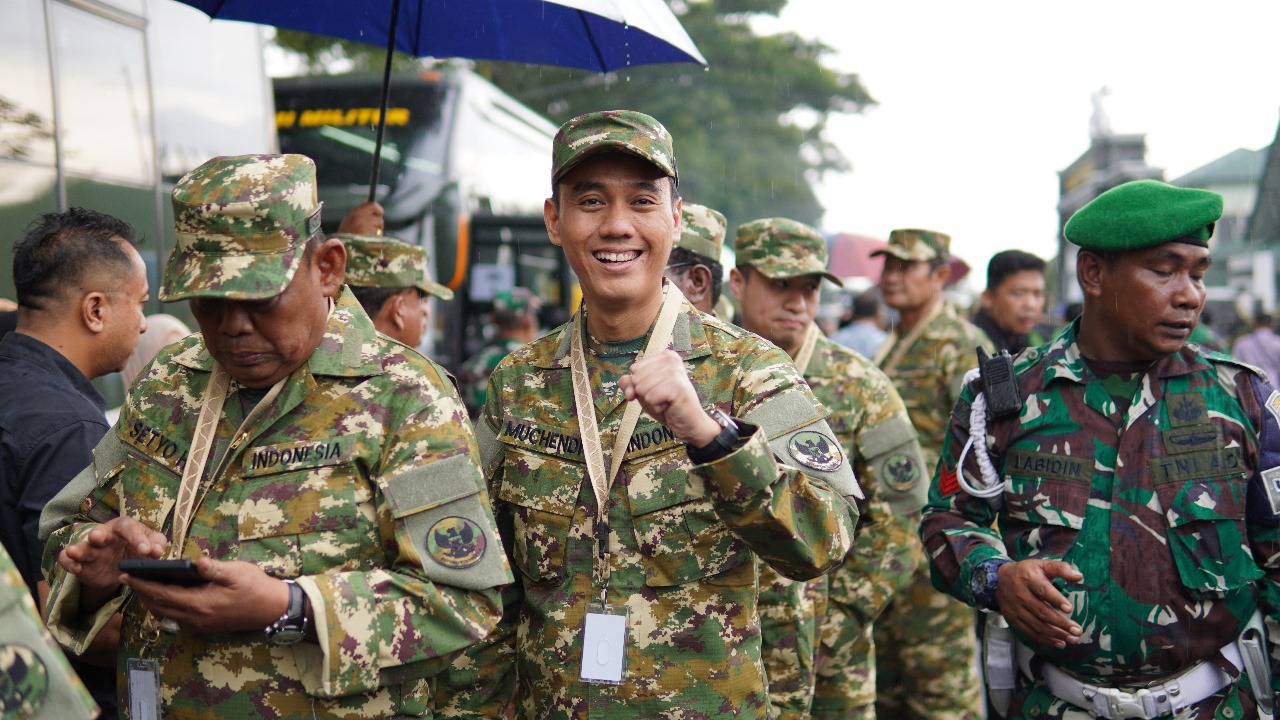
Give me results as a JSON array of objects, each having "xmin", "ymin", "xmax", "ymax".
[{"xmin": 1064, "ymin": 180, "xmax": 1222, "ymax": 251}]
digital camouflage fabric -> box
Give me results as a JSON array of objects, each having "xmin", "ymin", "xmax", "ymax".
[
  {"xmin": 1064, "ymin": 180, "xmax": 1222, "ymax": 251},
  {"xmin": 759, "ymin": 331, "xmax": 924, "ymax": 719},
  {"xmin": 804, "ymin": 332, "xmax": 924, "ymax": 719},
  {"xmin": 0, "ymin": 543, "xmax": 98, "ymax": 720},
  {"xmin": 874, "ymin": 300, "xmax": 991, "ymax": 720},
  {"xmin": 677, "ymin": 203, "xmax": 727, "ymax": 263},
  {"xmin": 438, "ymin": 297, "xmax": 862, "ymax": 719},
  {"xmin": 161, "ymin": 154, "xmax": 322, "ymax": 302},
  {"xmin": 42, "ymin": 289, "xmax": 511, "ymax": 719},
  {"xmin": 922, "ymin": 321, "xmax": 1280, "ymax": 719},
  {"xmin": 870, "ymin": 228, "xmax": 951, "ymax": 264},
  {"xmin": 338, "ymin": 233, "xmax": 454, "ymax": 300},
  {"xmin": 734, "ymin": 218, "xmax": 842, "ymax": 286},
  {"xmin": 551, "ymin": 110, "xmax": 678, "ymax": 185}
]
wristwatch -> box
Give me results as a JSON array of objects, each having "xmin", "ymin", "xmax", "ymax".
[
  {"xmin": 264, "ymin": 579, "xmax": 308, "ymax": 646},
  {"xmin": 687, "ymin": 407, "xmax": 740, "ymax": 465},
  {"xmin": 970, "ymin": 558, "xmax": 1010, "ymax": 612}
]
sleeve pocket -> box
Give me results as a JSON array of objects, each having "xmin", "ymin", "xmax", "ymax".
[{"xmin": 384, "ymin": 454, "xmax": 510, "ymax": 592}]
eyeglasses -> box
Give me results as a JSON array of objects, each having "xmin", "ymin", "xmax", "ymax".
[{"xmin": 664, "ymin": 262, "xmax": 700, "ymax": 272}]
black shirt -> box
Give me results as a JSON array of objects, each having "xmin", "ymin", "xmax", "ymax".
[
  {"xmin": 972, "ymin": 308, "xmax": 1031, "ymax": 356},
  {"xmin": 0, "ymin": 332, "xmax": 107, "ymax": 598},
  {"xmin": 0, "ymin": 332, "xmax": 118, "ymax": 718}
]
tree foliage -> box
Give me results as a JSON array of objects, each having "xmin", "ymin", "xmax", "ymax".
[{"xmin": 274, "ymin": 0, "xmax": 873, "ymax": 229}]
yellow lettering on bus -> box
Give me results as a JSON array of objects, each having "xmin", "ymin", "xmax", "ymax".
[{"xmin": 289, "ymin": 107, "xmax": 413, "ymax": 128}]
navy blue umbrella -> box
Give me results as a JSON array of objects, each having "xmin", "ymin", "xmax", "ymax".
[{"xmin": 174, "ymin": 0, "xmax": 707, "ymax": 199}]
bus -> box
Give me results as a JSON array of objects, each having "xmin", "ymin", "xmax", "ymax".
[
  {"xmin": 0, "ymin": 0, "xmax": 276, "ymax": 405},
  {"xmin": 274, "ymin": 68, "xmax": 576, "ymax": 372}
]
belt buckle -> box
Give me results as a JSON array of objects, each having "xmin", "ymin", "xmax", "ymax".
[{"xmin": 1100, "ymin": 686, "xmax": 1156, "ymax": 720}]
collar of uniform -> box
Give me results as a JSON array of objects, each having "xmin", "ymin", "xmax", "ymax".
[
  {"xmin": 801, "ymin": 333, "xmax": 843, "ymax": 378},
  {"xmin": 172, "ymin": 287, "xmax": 383, "ymax": 379},
  {"xmin": 541, "ymin": 295, "xmax": 710, "ymax": 369},
  {"xmin": 917, "ymin": 300, "xmax": 965, "ymax": 340},
  {"xmin": 1040, "ymin": 318, "xmax": 1213, "ymax": 389}
]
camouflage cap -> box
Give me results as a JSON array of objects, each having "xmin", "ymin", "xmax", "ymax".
[
  {"xmin": 161, "ymin": 154, "xmax": 322, "ymax": 302},
  {"xmin": 551, "ymin": 110, "xmax": 678, "ymax": 185},
  {"xmin": 676, "ymin": 204, "xmax": 727, "ymax": 263},
  {"xmin": 337, "ymin": 233, "xmax": 453, "ymax": 300},
  {"xmin": 734, "ymin": 217, "xmax": 842, "ymax": 286},
  {"xmin": 870, "ymin": 228, "xmax": 951, "ymax": 263},
  {"xmin": 1064, "ymin": 179, "xmax": 1222, "ymax": 251}
]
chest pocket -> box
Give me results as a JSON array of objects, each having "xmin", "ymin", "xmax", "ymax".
[
  {"xmin": 625, "ymin": 443, "xmax": 752, "ymax": 588},
  {"xmin": 1152, "ymin": 451, "xmax": 1260, "ymax": 595},
  {"xmin": 1001, "ymin": 449, "xmax": 1091, "ymax": 560},
  {"xmin": 237, "ymin": 463, "xmax": 374, "ymax": 578},
  {"xmin": 497, "ymin": 447, "xmax": 578, "ymax": 584}
]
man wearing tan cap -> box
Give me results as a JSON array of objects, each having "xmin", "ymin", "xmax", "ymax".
[
  {"xmin": 440, "ymin": 111, "xmax": 862, "ymax": 719},
  {"xmin": 731, "ymin": 217, "xmax": 924, "ymax": 720},
  {"xmin": 41, "ymin": 154, "xmax": 510, "ymax": 719},
  {"xmin": 871, "ymin": 228, "xmax": 991, "ymax": 720},
  {"xmin": 339, "ymin": 232, "xmax": 453, "ymax": 348}
]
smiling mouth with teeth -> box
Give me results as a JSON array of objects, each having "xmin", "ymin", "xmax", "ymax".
[{"xmin": 595, "ymin": 250, "xmax": 641, "ymax": 263}]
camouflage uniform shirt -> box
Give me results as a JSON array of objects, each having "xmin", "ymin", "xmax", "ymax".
[
  {"xmin": 43, "ymin": 289, "xmax": 511, "ymax": 719},
  {"xmin": 922, "ymin": 322, "xmax": 1280, "ymax": 719},
  {"xmin": 758, "ymin": 332, "xmax": 924, "ymax": 718},
  {"xmin": 445, "ymin": 298, "xmax": 862, "ymax": 719}
]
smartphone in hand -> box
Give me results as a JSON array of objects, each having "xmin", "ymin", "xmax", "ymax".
[{"xmin": 119, "ymin": 559, "xmax": 206, "ymax": 587}]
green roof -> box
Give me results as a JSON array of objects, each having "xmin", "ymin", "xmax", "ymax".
[{"xmin": 1172, "ymin": 147, "xmax": 1268, "ymax": 188}]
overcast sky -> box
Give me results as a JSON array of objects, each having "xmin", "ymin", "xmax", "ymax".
[{"xmin": 758, "ymin": 0, "xmax": 1280, "ymax": 284}]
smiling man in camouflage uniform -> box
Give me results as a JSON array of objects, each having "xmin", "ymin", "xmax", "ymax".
[
  {"xmin": 339, "ymin": 232, "xmax": 454, "ymax": 349},
  {"xmin": 730, "ymin": 217, "xmax": 923, "ymax": 720},
  {"xmin": 41, "ymin": 153, "xmax": 510, "ymax": 719},
  {"xmin": 872, "ymin": 228, "xmax": 991, "ymax": 720},
  {"xmin": 923, "ymin": 179, "xmax": 1280, "ymax": 719},
  {"xmin": 439, "ymin": 110, "xmax": 862, "ymax": 719}
]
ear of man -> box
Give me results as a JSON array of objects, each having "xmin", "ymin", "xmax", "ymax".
[
  {"xmin": 312, "ymin": 238, "xmax": 348, "ymax": 298},
  {"xmin": 1076, "ymin": 250, "xmax": 1106, "ymax": 299},
  {"xmin": 684, "ymin": 264, "xmax": 712, "ymax": 306}
]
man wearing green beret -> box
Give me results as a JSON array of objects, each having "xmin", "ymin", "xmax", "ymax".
[
  {"xmin": 438, "ymin": 110, "xmax": 863, "ymax": 719},
  {"xmin": 41, "ymin": 154, "xmax": 511, "ymax": 719},
  {"xmin": 458, "ymin": 287, "xmax": 541, "ymax": 418},
  {"xmin": 871, "ymin": 227, "xmax": 990, "ymax": 720},
  {"xmin": 923, "ymin": 179, "xmax": 1280, "ymax": 719},
  {"xmin": 730, "ymin": 217, "xmax": 924, "ymax": 720},
  {"xmin": 339, "ymin": 232, "xmax": 453, "ymax": 349}
]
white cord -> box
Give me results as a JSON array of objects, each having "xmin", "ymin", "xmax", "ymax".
[{"xmin": 956, "ymin": 368, "xmax": 1005, "ymax": 498}]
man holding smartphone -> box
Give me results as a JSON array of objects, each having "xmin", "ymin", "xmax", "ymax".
[{"xmin": 40, "ymin": 154, "xmax": 511, "ymax": 719}]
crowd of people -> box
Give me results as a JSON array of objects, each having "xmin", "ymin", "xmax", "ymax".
[{"xmin": 2, "ymin": 109, "xmax": 1279, "ymax": 720}]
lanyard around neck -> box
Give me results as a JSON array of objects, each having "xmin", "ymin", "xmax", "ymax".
[
  {"xmin": 569, "ymin": 283, "xmax": 684, "ymax": 524},
  {"xmin": 793, "ymin": 322, "xmax": 821, "ymax": 376},
  {"xmin": 875, "ymin": 300, "xmax": 943, "ymax": 373}
]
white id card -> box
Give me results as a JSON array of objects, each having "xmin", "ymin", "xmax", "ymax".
[
  {"xmin": 127, "ymin": 657, "xmax": 162, "ymax": 720},
  {"xmin": 579, "ymin": 603, "xmax": 628, "ymax": 684}
]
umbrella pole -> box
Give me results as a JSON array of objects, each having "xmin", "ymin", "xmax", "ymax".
[{"xmin": 368, "ymin": 0, "xmax": 402, "ymax": 203}]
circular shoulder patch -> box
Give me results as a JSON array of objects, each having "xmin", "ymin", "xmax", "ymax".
[
  {"xmin": 787, "ymin": 430, "xmax": 844, "ymax": 472},
  {"xmin": 0, "ymin": 643, "xmax": 49, "ymax": 720},
  {"xmin": 425, "ymin": 517, "xmax": 487, "ymax": 570},
  {"xmin": 882, "ymin": 453, "xmax": 921, "ymax": 492}
]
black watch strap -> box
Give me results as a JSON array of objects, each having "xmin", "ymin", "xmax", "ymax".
[
  {"xmin": 265, "ymin": 579, "xmax": 308, "ymax": 645},
  {"xmin": 687, "ymin": 408, "xmax": 740, "ymax": 464}
]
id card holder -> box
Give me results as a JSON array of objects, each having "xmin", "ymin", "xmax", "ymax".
[
  {"xmin": 127, "ymin": 657, "xmax": 163, "ymax": 720},
  {"xmin": 579, "ymin": 602, "xmax": 628, "ymax": 685}
]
